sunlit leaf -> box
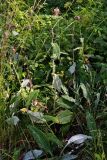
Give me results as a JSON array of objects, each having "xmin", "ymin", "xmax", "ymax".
[
  {"xmin": 21, "ymin": 79, "xmax": 30, "ymax": 88},
  {"xmin": 12, "ymin": 31, "xmax": 19, "ymax": 36},
  {"xmin": 80, "ymin": 83, "xmax": 88, "ymax": 99},
  {"xmin": 62, "ymin": 95, "xmax": 75, "ymax": 103}
]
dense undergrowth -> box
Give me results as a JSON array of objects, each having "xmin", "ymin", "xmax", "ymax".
[{"xmin": 0, "ymin": 0, "xmax": 107, "ymax": 159}]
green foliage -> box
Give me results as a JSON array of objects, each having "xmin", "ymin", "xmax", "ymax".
[{"xmin": 0, "ymin": 0, "xmax": 107, "ymax": 159}]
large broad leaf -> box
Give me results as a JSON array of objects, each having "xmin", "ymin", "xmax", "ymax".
[
  {"xmin": 53, "ymin": 74, "xmax": 62, "ymax": 92},
  {"xmin": 57, "ymin": 110, "xmax": 73, "ymax": 124},
  {"xmin": 23, "ymin": 149, "xmax": 43, "ymax": 160},
  {"xmin": 51, "ymin": 43, "xmax": 60, "ymax": 60},
  {"xmin": 6, "ymin": 116, "xmax": 20, "ymax": 126},
  {"xmin": 28, "ymin": 125, "xmax": 52, "ymax": 156},
  {"xmin": 27, "ymin": 111, "xmax": 46, "ymax": 123},
  {"xmin": 86, "ymin": 111, "xmax": 97, "ymax": 138},
  {"xmin": 44, "ymin": 115, "xmax": 59, "ymax": 123}
]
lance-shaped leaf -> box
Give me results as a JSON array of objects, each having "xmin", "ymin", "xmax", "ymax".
[
  {"xmin": 80, "ymin": 83, "xmax": 88, "ymax": 99},
  {"xmin": 86, "ymin": 111, "xmax": 97, "ymax": 138},
  {"xmin": 28, "ymin": 125, "xmax": 53, "ymax": 156}
]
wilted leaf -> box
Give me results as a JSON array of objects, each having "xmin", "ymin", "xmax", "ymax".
[
  {"xmin": 6, "ymin": 116, "xmax": 20, "ymax": 126},
  {"xmin": 53, "ymin": 74, "xmax": 62, "ymax": 92},
  {"xmin": 60, "ymin": 133, "xmax": 92, "ymax": 156},
  {"xmin": 28, "ymin": 125, "xmax": 52, "ymax": 156},
  {"xmin": 66, "ymin": 134, "xmax": 92, "ymax": 145},
  {"xmin": 68, "ymin": 62, "xmax": 76, "ymax": 75},
  {"xmin": 23, "ymin": 149, "xmax": 43, "ymax": 160}
]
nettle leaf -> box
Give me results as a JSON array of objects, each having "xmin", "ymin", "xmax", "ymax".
[
  {"xmin": 57, "ymin": 110, "xmax": 73, "ymax": 124},
  {"xmin": 28, "ymin": 125, "xmax": 52, "ymax": 156},
  {"xmin": 53, "ymin": 74, "xmax": 62, "ymax": 92},
  {"xmin": 6, "ymin": 116, "xmax": 20, "ymax": 126},
  {"xmin": 86, "ymin": 111, "xmax": 97, "ymax": 138},
  {"xmin": 51, "ymin": 42, "xmax": 60, "ymax": 60},
  {"xmin": 80, "ymin": 83, "xmax": 88, "ymax": 99},
  {"xmin": 27, "ymin": 111, "xmax": 46, "ymax": 123},
  {"xmin": 68, "ymin": 62, "xmax": 76, "ymax": 75},
  {"xmin": 23, "ymin": 149, "xmax": 44, "ymax": 160}
]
